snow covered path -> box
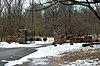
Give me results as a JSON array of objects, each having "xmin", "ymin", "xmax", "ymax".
[{"xmin": 4, "ymin": 43, "xmax": 100, "ymax": 66}]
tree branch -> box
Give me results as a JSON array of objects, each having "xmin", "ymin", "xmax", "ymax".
[
  {"xmin": 58, "ymin": 0, "xmax": 100, "ymax": 21},
  {"xmin": 35, "ymin": 0, "xmax": 100, "ymax": 21},
  {"xmin": 34, "ymin": 2, "xmax": 58, "ymax": 11}
]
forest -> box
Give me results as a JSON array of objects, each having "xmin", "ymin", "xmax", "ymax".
[{"xmin": 0, "ymin": 0, "xmax": 100, "ymax": 41}]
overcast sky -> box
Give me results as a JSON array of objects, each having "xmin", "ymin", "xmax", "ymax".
[{"xmin": 23, "ymin": 0, "xmax": 93, "ymax": 9}]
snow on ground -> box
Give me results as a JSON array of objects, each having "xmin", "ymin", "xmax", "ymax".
[
  {"xmin": 28, "ymin": 58, "xmax": 50, "ymax": 66},
  {"xmin": 0, "ymin": 42, "xmax": 42, "ymax": 48},
  {"xmin": 4, "ymin": 43, "xmax": 100, "ymax": 66},
  {"xmin": 61, "ymin": 59, "xmax": 100, "ymax": 66},
  {"xmin": 0, "ymin": 38, "xmax": 54, "ymax": 48},
  {"xmin": 27, "ymin": 37, "xmax": 54, "ymax": 45}
]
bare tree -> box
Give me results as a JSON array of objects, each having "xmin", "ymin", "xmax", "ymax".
[
  {"xmin": 0, "ymin": 0, "xmax": 25, "ymax": 41},
  {"xmin": 35, "ymin": 0, "xmax": 100, "ymax": 21}
]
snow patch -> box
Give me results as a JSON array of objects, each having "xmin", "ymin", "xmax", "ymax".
[
  {"xmin": 0, "ymin": 42, "xmax": 41, "ymax": 48},
  {"xmin": 5, "ymin": 43, "xmax": 100, "ymax": 66},
  {"xmin": 29, "ymin": 58, "xmax": 49, "ymax": 66},
  {"xmin": 0, "ymin": 38, "xmax": 54, "ymax": 48},
  {"xmin": 61, "ymin": 59, "xmax": 100, "ymax": 66},
  {"xmin": 1, "ymin": 60, "xmax": 8, "ymax": 63}
]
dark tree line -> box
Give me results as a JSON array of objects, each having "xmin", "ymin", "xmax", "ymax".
[{"xmin": 0, "ymin": 0, "xmax": 100, "ymax": 41}]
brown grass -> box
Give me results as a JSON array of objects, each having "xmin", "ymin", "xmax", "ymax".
[{"xmin": 51, "ymin": 48, "xmax": 100, "ymax": 66}]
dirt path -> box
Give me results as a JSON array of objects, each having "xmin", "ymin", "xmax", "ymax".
[{"xmin": 51, "ymin": 48, "xmax": 100, "ymax": 66}]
